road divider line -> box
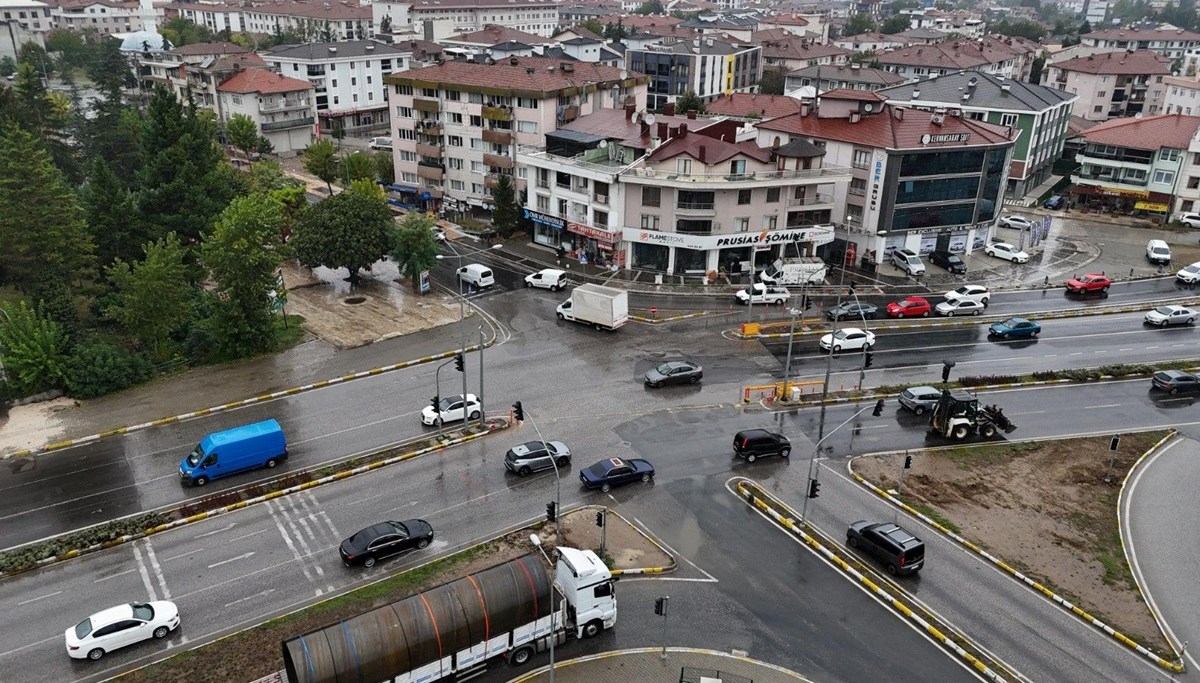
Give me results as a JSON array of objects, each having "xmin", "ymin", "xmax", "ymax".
[{"xmin": 17, "ymin": 590, "xmax": 61, "ymax": 606}]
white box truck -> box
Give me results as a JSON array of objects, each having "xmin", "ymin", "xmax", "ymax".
[
  {"xmin": 282, "ymin": 547, "xmax": 617, "ymax": 683},
  {"xmin": 556, "ymin": 283, "xmax": 628, "ymax": 330},
  {"xmin": 757, "ymin": 257, "xmax": 828, "ymax": 285}
]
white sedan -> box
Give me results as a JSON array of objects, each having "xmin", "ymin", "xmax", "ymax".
[
  {"xmin": 819, "ymin": 327, "xmax": 875, "ymax": 352},
  {"xmin": 421, "ymin": 393, "xmax": 481, "ymax": 425},
  {"xmin": 1176, "ymin": 261, "xmax": 1200, "ymax": 284},
  {"xmin": 66, "ymin": 601, "xmax": 179, "ymax": 660},
  {"xmin": 998, "ymin": 215, "xmax": 1033, "ymax": 230},
  {"xmin": 1144, "ymin": 305, "xmax": 1197, "ymax": 327},
  {"xmin": 944, "ymin": 284, "xmax": 991, "ymax": 306},
  {"xmin": 936, "ymin": 299, "xmax": 986, "ymax": 316},
  {"xmin": 985, "ymin": 242, "xmax": 1030, "ymax": 263}
]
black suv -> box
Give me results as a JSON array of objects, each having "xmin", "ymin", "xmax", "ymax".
[
  {"xmin": 846, "ymin": 521, "xmax": 925, "ymax": 575},
  {"xmin": 732, "ymin": 429, "xmax": 791, "ymax": 462},
  {"xmin": 928, "ymin": 250, "xmax": 966, "ymax": 274}
]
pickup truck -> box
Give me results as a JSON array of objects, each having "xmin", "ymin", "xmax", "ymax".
[{"xmin": 735, "ymin": 284, "xmax": 790, "ymax": 305}]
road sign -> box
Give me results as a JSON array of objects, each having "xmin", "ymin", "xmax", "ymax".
[{"xmin": 420, "ymin": 270, "xmax": 431, "ymax": 294}]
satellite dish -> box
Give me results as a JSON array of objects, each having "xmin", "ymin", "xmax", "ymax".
[
  {"xmin": 619, "ymin": 69, "xmax": 628, "ymax": 80},
  {"xmin": 644, "ymin": 113, "xmax": 657, "ymax": 125},
  {"xmin": 598, "ymin": 140, "xmax": 608, "ymax": 148},
  {"xmin": 864, "ymin": 103, "xmax": 874, "ymax": 113}
]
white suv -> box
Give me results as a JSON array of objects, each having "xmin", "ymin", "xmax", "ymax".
[
  {"xmin": 890, "ymin": 249, "xmax": 926, "ymax": 276},
  {"xmin": 944, "ymin": 284, "xmax": 991, "ymax": 306},
  {"xmin": 1177, "ymin": 212, "xmax": 1200, "ymax": 228}
]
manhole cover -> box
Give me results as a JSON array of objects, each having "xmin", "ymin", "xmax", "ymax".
[{"xmin": 344, "ymin": 296, "xmax": 367, "ymax": 305}]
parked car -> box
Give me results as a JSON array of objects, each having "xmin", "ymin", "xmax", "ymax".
[
  {"xmin": 732, "ymin": 429, "xmax": 791, "ymax": 462},
  {"xmin": 936, "ymin": 299, "xmax": 985, "ymax": 316},
  {"xmin": 846, "ymin": 521, "xmax": 925, "ymax": 576},
  {"xmin": 943, "ymin": 284, "xmax": 991, "ymax": 306},
  {"xmin": 457, "ymin": 263, "xmax": 495, "ymax": 289},
  {"xmin": 819, "ymin": 327, "xmax": 875, "ymax": 352},
  {"xmin": 422, "ymin": 394, "xmax": 481, "ymax": 425},
  {"xmin": 505, "ymin": 440, "xmax": 571, "ymax": 476},
  {"xmin": 1176, "ymin": 261, "xmax": 1200, "ymax": 284},
  {"xmin": 579, "ymin": 457, "xmax": 655, "ymax": 493},
  {"xmin": 985, "ymin": 242, "xmax": 1030, "ymax": 264},
  {"xmin": 886, "ymin": 296, "xmax": 931, "ymax": 318},
  {"xmin": 735, "ymin": 284, "xmax": 790, "ymax": 305},
  {"xmin": 1177, "ymin": 212, "xmax": 1200, "ymax": 228},
  {"xmin": 1065, "ymin": 273, "xmax": 1111, "ymax": 294},
  {"xmin": 1144, "ymin": 305, "xmax": 1197, "ymax": 327},
  {"xmin": 644, "ymin": 360, "xmax": 703, "ymax": 387},
  {"xmin": 339, "ymin": 520, "xmax": 434, "ymax": 568},
  {"xmin": 1152, "ymin": 370, "xmax": 1200, "ymax": 394},
  {"xmin": 890, "ymin": 248, "xmax": 926, "ymax": 276},
  {"xmin": 66, "ymin": 601, "xmax": 180, "ymax": 660},
  {"xmin": 432, "ymin": 226, "xmax": 446, "ymax": 242},
  {"xmin": 988, "ymin": 317, "xmax": 1041, "ymax": 339},
  {"xmin": 525, "ymin": 268, "xmax": 568, "ymax": 291},
  {"xmin": 825, "ymin": 301, "xmax": 878, "ymax": 321},
  {"xmin": 898, "ymin": 386, "xmax": 942, "ymax": 415},
  {"xmin": 1146, "ymin": 239, "xmax": 1172, "ymax": 265},
  {"xmin": 928, "ymin": 250, "xmax": 967, "ymax": 274},
  {"xmin": 1043, "ymin": 195, "xmax": 1065, "ymax": 210},
  {"xmin": 997, "ymin": 214, "xmax": 1033, "ymax": 230}
]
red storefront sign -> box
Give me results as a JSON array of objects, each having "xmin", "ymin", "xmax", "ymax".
[{"xmin": 567, "ymin": 222, "xmax": 618, "ymax": 248}]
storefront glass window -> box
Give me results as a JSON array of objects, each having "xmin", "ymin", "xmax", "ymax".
[
  {"xmin": 719, "ymin": 247, "xmax": 751, "ymax": 274},
  {"xmin": 532, "ymin": 223, "xmax": 561, "ymax": 248},
  {"xmin": 632, "ymin": 242, "xmax": 668, "ymax": 271},
  {"xmin": 674, "ymin": 247, "xmax": 707, "ymax": 274}
]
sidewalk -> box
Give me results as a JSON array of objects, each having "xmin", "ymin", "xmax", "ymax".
[{"xmin": 510, "ymin": 649, "xmax": 808, "ymax": 683}]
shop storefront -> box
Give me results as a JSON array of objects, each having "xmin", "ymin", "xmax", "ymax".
[
  {"xmin": 567, "ymin": 222, "xmax": 620, "ymax": 269},
  {"xmin": 620, "ymin": 226, "xmax": 836, "ymax": 274},
  {"xmin": 525, "ymin": 209, "xmax": 566, "ymax": 249},
  {"xmin": 874, "ymin": 221, "xmax": 990, "ymax": 264},
  {"xmin": 1070, "ymin": 184, "xmax": 1170, "ymax": 218}
]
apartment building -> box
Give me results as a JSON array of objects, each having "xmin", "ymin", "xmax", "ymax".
[
  {"xmin": 1081, "ymin": 24, "xmax": 1200, "ymax": 60},
  {"xmin": 215, "ymin": 68, "xmax": 317, "ymax": 155},
  {"xmin": 402, "ymin": 0, "xmax": 560, "ymax": 40},
  {"xmin": 1164, "ymin": 76, "xmax": 1200, "ymax": 116},
  {"xmin": 50, "ymin": 0, "xmax": 139, "ymax": 37},
  {"xmin": 785, "ymin": 64, "xmax": 905, "ymax": 94},
  {"xmin": 756, "ymin": 91, "xmax": 1018, "ymax": 264},
  {"xmin": 876, "ymin": 37, "xmax": 1039, "ymax": 82},
  {"xmin": 166, "ymin": 0, "xmax": 373, "ymax": 42},
  {"xmin": 833, "ymin": 32, "xmax": 911, "ymax": 53},
  {"xmin": 757, "ymin": 13, "xmax": 829, "ymax": 42},
  {"xmin": 138, "ymin": 42, "xmax": 261, "ymax": 110},
  {"xmin": 626, "ymin": 38, "xmax": 762, "ymax": 110},
  {"xmin": 1042, "ymin": 50, "xmax": 1170, "ymax": 122},
  {"xmin": 755, "ymin": 31, "xmax": 851, "ymax": 71},
  {"xmin": 1172, "ymin": 128, "xmax": 1200, "ymax": 217},
  {"xmin": 1069, "ymin": 114, "xmax": 1200, "ymax": 218},
  {"xmin": 877, "ymin": 71, "xmax": 1076, "ymax": 198},
  {"xmin": 0, "ymin": 0, "xmax": 50, "ymax": 60},
  {"xmin": 384, "ymin": 57, "xmax": 648, "ymax": 213},
  {"xmin": 265, "ymin": 41, "xmax": 410, "ymax": 134}
]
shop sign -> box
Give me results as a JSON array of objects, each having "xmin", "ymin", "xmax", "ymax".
[
  {"xmin": 898, "ymin": 221, "xmax": 990, "ymax": 235},
  {"xmin": 921, "ymin": 133, "xmax": 970, "ymax": 144},
  {"xmin": 621, "ymin": 225, "xmax": 835, "ymax": 251},
  {"xmin": 1099, "ymin": 186, "xmax": 1149, "ymax": 199},
  {"xmin": 524, "ymin": 209, "xmax": 564, "ymax": 230},
  {"xmin": 1134, "ymin": 201, "xmax": 1169, "ymax": 212},
  {"xmin": 568, "ymin": 221, "xmax": 618, "ymax": 245}
]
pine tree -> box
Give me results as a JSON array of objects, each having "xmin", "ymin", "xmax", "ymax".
[{"xmin": 491, "ymin": 174, "xmax": 522, "ymax": 237}]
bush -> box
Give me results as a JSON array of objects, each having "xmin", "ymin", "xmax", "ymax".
[
  {"xmin": 0, "ymin": 511, "xmax": 167, "ymax": 575},
  {"xmin": 64, "ymin": 338, "xmax": 154, "ymax": 399},
  {"xmin": 959, "ymin": 374, "xmax": 1021, "ymax": 387},
  {"xmin": 1032, "ymin": 370, "xmax": 1059, "ymax": 381}
]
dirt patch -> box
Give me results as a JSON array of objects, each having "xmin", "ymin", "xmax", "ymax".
[
  {"xmin": 852, "ymin": 432, "xmax": 1170, "ymax": 654},
  {"xmin": 121, "ymin": 511, "xmax": 672, "ymax": 683},
  {"xmin": 0, "ymin": 397, "xmax": 76, "ymax": 456}
]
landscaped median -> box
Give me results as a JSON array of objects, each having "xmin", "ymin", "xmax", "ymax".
[{"xmin": 0, "ymin": 420, "xmax": 507, "ymax": 578}]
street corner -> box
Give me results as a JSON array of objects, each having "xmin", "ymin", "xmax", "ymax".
[{"xmin": 553, "ymin": 506, "xmax": 674, "ymax": 574}]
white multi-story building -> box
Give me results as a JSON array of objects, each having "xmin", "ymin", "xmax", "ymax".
[
  {"xmin": 0, "ymin": 0, "xmax": 49, "ymax": 60},
  {"xmin": 1042, "ymin": 50, "xmax": 1170, "ymax": 122},
  {"xmin": 166, "ymin": 0, "xmax": 373, "ymax": 42},
  {"xmin": 626, "ymin": 38, "xmax": 763, "ymax": 111},
  {"xmin": 216, "ymin": 68, "xmax": 317, "ymax": 155},
  {"xmin": 265, "ymin": 41, "xmax": 410, "ymax": 134},
  {"xmin": 1080, "ymin": 24, "xmax": 1200, "ymax": 60},
  {"xmin": 394, "ymin": 0, "xmax": 560, "ymax": 41},
  {"xmin": 138, "ymin": 41, "xmax": 262, "ymax": 110},
  {"xmin": 50, "ymin": 0, "xmax": 140, "ymax": 37}
]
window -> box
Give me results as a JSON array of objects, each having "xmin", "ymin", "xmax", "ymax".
[
  {"xmin": 766, "ymin": 187, "xmax": 780, "ymax": 202},
  {"xmin": 730, "ymin": 159, "xmax": 747, "ymax": 175},
  {"xmin": 396, "ymin": 84, "xmax": 413, "ymax": 95},
  {"xmin": 642, "ymin": 187, "xmax": 660, "ymax": 207},
  {"xmin": 472, "ymin": 183, "xmax": 484, "ymax": 195},
  {"xmin": 448, "ymin": 135, "xmax": 463, "ymax": 147},
  {"xmin": 640, "ymin": 214, "xmax": 660, "ymax": 229},
  {"xmin": 1094, "ymin": 105, "xmax": 1103, "ymax": 113},
  {"xmin": 470, "ymin": 115, "xmax": 483, "ymax": 127},
  {"xmin": 471, "ymin": 161, "xmax": 484, "ymax": 173},
  {"xmin": 1153, "ymin": 169, "xmax": 1175, "ymax": 185},
  {"xmin": 402, "ymin": 172, "xmax": 418, "ymax": 183},
  {"xmin": 450, "ymin": 180, "xmax": 465, "ymax": 190},
  {"xmin": 537, "ymin": 168, "xmax": 550, "ymax": 188},
  {"xmin": 738, "ymin": 189, "xmax": 752, "ymax": 205},
  {"xmin": 397, "ymin": 106, "xmax": 413, "ymax": 118},
  {"xmin": 421, "ymin": 88, "xmax": 436, "ymax": 97},
  {"xmin": 676, "ymin": 158, "xmax": 692, "ymax": 174},
  {"xmin": 469, "ymin": 92, "xmax": 484, "ymax": 104},
  {"xmin": 1161, "ymin": 148, "xmax": 1181, "ymax": 162},
  {"xmin": 594, "ymin": 210, "xmax": 608, "ymax": 227},
  {"xmin": 850, "ymin": 177, "xmax": 867, "ymax": 195},
  {"xmin": 446, "ymin": 90, "xmax": 461, "ymax": 101},
  {"xmin": 397, "ymin": 128, "xmax": 415, "ymax": 140},
  {"xmin": 517, "ymin": 96, "xmax": 539, "ymax": 108},
  {"xmin": 557, "ymin": 199, "xmax": 568, "ymax": 216},
  {"xmin": 852, "ymin": 149, "xmax": 871, "ymax": 168},
  {"xmin": 762, "ymin": 215, "xmax": 777, "ymax": 230},
  {"xmin": 448, "ymin": 158, "xmax": 463, "ymax": 170},
  {"xmin": 1000, "ymin": 113, "xmax": 1018, "ymax": 127},
  {"xmin": 1097, "ymin": 91, "xmax": 1106, "ymax": 98},
  {"xmin": 470, "ymin": 138, "xmax": 485, "ymax": 150},
  {"xmin": 399, "ymin": 151, "xmax": 417, "ymax": 162},
  {"xmin": 536, "ymin": 194, "xmax": 549, "ymax": 211},
  {"xmin": 517, "ymin": 120, "xmax": 538, "ymax": 133},
  {"xmin": 449, "ymin": 112, "xmax": 463, "ymax": 123},
  {"xmin": 1183, "ymin": 200, "xmax": 1195, "ymax": 212}
]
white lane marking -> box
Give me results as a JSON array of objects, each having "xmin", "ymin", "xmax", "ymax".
[
  {"xmin": 283, "ymin": 495, "xmax": 326, "ymax": 580},
  {"xmin": 142, "ymin": 539, "xmax": 171, "ymax": 600},
  {"xmin": 0, "ymin": 633, "xmax": 61, "ymax": 658},
  {"xmin": 207, "ymin": 552, "xmax": 255, "ymax": 569},
  {"xmin": 195, "ymin": 523, "xmax": 236, "ymax": 539},
  {"xmin": 231, "ymin": 528, "xmax": 269, "ymax": 542},
  {"xmin": 17, "ymin": 590, "xmax": 62, "ymax": 606},
  {"xmin": 223, "ymin": 588, "xmax": 276, "ymax": 609},
  {"xmin": 160, "ymin": 549, "xmax": 204, "ymax": 563},
  {"xmin": 267, "ymin": 499, "xmax": 316, "ymax": 586},
  {"xmin": 1083, "ymin": 404, "xmax": 1122, "ymax": 409},
  {"xmin": 630, "ymin": 516, "xmax": 717, "ymax": 582},
  {"xmin": 93, "ymin": 569, "xmax": 135, "ymax": 583},
  {"xmin": 132, "ymin": 540, "xmax": 158, "ymax": 602}
]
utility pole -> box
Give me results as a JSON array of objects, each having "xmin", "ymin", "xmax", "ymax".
[
  {"xmin": 478, "ymin": 325, "xmax": 486, "ymax": 428},
  {"xmin": 654, "ymin": 596, "xmax": 669, "ymax": 659}
]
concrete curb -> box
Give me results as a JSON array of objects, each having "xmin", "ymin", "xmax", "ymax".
[
  {"xmin": 601, "ymin": 507, "xmax": 678, "ymax": 576},
  {"xmin": 728, "ymin": 477, "xmax": 1011, "ymax": 682},
  {"xmin": 0, "ymin": 339, "xmax": 496, "ymax": 462},
  {"xmin": 846, "ymin": 443, "xmax": 1185, "ymax": 674},
  {"xmin": 509, "ymin": 647, "xmax": 811, "ymax": 682}
]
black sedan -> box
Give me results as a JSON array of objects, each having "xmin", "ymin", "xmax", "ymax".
[
  {"xmin": 1151, "ymin": 370, "xmax": 1200, "ymax": 395},
  {"xmin": 825, "ymin": 301, "xmax": 877, "ymax": 321},
  {"xmin": 339, "ymin": 519, "xmax": 434, "ymax": 568},
  {"xmin": 644, "ymin": 360, "xmax": 702, "ymax": 387},
  {"xmin": 580, "ymin": 457, "xmax": 655, "ymax": 493}
]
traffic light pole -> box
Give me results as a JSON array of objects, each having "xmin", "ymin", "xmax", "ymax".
[
  {"xmin": 519, "ymin": 404, "xmax": 561, "ymax": 542},
  {"xmin": 801, "ymin": 403, "xmax": 874, "ymax": 523},
  {"xmin": 432, "ymin": 358, "xmax": 454, "ymax": 436}
]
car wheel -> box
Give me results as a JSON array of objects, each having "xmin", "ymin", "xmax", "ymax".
[
  {"xmin": 972, "ymin": 310, "xmax": 981, "ymax": 316},
  {"xmin": 364, "ymin": 556, "xmax": 376, "ymax": 568},
  {"xmin": 746, "ymin": 454, "xmax": 757, "ymax": 463},
  {"xmin": 468, "ymin": 410, "xmax": 480, "ymax": 420},
  {"xmin": 952, "ymin": 424, "xmax": 971, "ymax": 440},
  {"xmin": 1001, "ymin": 332, "xmax": 1010, "ymax": 339},
  {"xmin": 510, "ymin": 645, "xmax": 534, "ymax": 666},
  {"xmin": 641, "ymin": 473, "xmax": 651, "ymax": 483},
  {"xmin": 779, "ymin": 448, "xmax": 790, "ymax": 458},
  {"xmin": 518, "ymin": 466, "xmax": 531, "ymax": 477},
  {"xmin": 1031, "ymin": 331, "xmax": 1039, "ymax": 337},
  {"xmin": 689, "ymin": 375, "xmax": 699, "ymax": 384},
  {"xmin": 1189, "ymin": 319, "xmax": 1196, "ymax": 325},
  {"xmin": 87, "ymin": 648, "xmax": 105, "ymax": 661},
  {"xmin": 600, "ymin": 483, "xmax": 611, "ymax": 493},
  {"xmin": 1011, "ymin": 256, "xmax": 1019, "ymax": 263},
  {"xmin": 847, "ymin": 536, "xmax": 859, "ymax": 548},
  {"xmin": 1101, "ymin": 286, "xmax": 1109, "ymax": 293},
  {"xmin": 551, "ymin": 285, "xmax": 559, "ymax": 292},
  {"xmin": 833, "ymin": 345, "xmax": 842, "ymax": 353},
  {"xmin": 556, "ymin": 312, "xmax": 564, "ymax": 320},
  {"xmin": 1171, "ymin": 387, "xmax": 1181, "ymax": 395},
  {"xmin": 525, "ymin": 281, "xmax": 532, "ymax": 288},
  {"xmin": 153, "ymin": 626, "xmax": 170, "ymax": 639},
  {"xmin": 582, "ymin": 620, "xmax": 603, "ymax": 638},
  {"xmin": 418, "ymin": 538, "xmax": 430, "ymax": 549},
  {"xmin": 981, "ymin": 298, "xmax": 989, "ymax": 307},
  {"xmin": 556, "ymin": 456, "xmax": 570, "ymax": 467},
  {"xmin": 981, "ymin": 423, "xmax": 997, "ymax": 438},
  {"xmin": 896, "ymin": 312, "xmax": 905, "ymax": 318},
  {"xmin": 651, "ymin": 381, "xmax": 661, "ymax": 388},
  {"xmin": 1161, "ymin": 320, "xmax": 1169, "ymax": 328},
  {"xmin": 914, "ymin": 406, "xmax": 926, "ymax": 415},
  {"xmin": 922, "ymin": 311, "xmax": 930, "ymax": 318},
  {"xmin": 266, "ymin": 458, "xmax": 278, "ymax": 468},
  {"xmin": 194, "ymin": 476, "xmax": 208, "ymax": 487},
  {"xmin": 886, "ymin": 563, "xmax": 899, "ymax": 576}
]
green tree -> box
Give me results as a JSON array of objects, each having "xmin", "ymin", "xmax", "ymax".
[
  {"xmin": 603, "ymin": 21, "xmax": 629, "ymax": 41},
  {"xmin": 160, "ymin": 17, "xmax": 213, "ymax": 47},
  {"xmin": 993, "ymin": 19, "xmax": 1045, "ymax": 41},
  {"xmin": 374, "ymin": 150, "xmax": 395, "ymax": 184},
  {"xmin": 759, "ymin": 67, "xmax": 787, "ymax": 95},
  {"xmin": 291, "ymin": 188, "xmax": 392, "ymax": 287},
  {"xmin": 330, "ymin": 119, "xmax": 346, "ymax": 147},
  {"xmin": 82, "ymin": 156, "xmax": 147, "ymax": 270},
  {"xmin": 880, "ymin": 15, "xmax": 911, "ymax": 34},
  {"xmin": 340, "ymin": 150, "xmax": 376, "ymax": 182},
  {"xmin": 675, "ymin": 90, "xmax": 706, "ymax": 114},
  {"xmin": 226, "ymin": 113, "xmax": 259, "ymax": 160},
  {"xmin": 389, "ymin": 211, "xmax": 441, "ymax": 292},
  {"xmin": 200, "ymin": 197, "xmax": 284, "ymax": 357},
  {"xmin": 0, "ymin": 301, "xmax": 68, "ymax": 396},
  {"xmin": 303, "ymin": 138, "xmax": 338, "ymax": 192},
  {"xmin": 0, "ymin": 56, "xmax": 15, "ymax": 77},
  {"xmin": 579, "ymin": 18, "xmax": 605, "ymax": 36},
  {"xmin": 634, "ymin": 0, "xmax": 664, "ymax": 13},
  {"xmin": 0, "ymin": 124, "xmax": 94, "ymax": 289},
  {"xmin": 491, "ymin": 174, "xmax": 522, "ymax": 237},
  {"xmin": 844, "ymin": 14, "xmax": 877, "ymax": 36},
  {"xmin": 106, "ymin": 233, "xmax": 194, "ymax": 359},
  {"xmin": 64, "ymin": 338, "xmax": 153, "ymax": 398},
  {"xmin": 1029, "ymin": 55, "xmax": 1046, "ymax": 84},
  {"xmin": 87, "ymin": 39, "xmax": 135, "ymax": 97}
]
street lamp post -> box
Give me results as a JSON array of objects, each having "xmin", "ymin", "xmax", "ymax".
[
  {"xmin": 801, "ymin": 403, "xmax": 874, "ymax": 522},
  {"xmin": 519, "ymin": 404, "xmax": 561, "ymax": 542},
  {"xmin": 478, "ymin": 325, "xmax": 486, "ymax": 428},
  {"xmin": 437, "ymin": 242, "xmax": 503, "ymax": 425},
  {"xmin": 781, "ymin": 307, "xmax": 802, "ymax": 402},
  {"xmin": 432, "ymin": 358, "xmax": 453, "ymax": 436},
  {"xmin": 529, "ymin": 534, "xmax": 559, "ymax": 683}
]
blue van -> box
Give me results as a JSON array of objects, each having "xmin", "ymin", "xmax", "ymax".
[{"xmin": 179, "ymin": 419, "xmax": 288, "ymax": 487}]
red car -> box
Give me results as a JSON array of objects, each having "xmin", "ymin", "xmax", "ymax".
[
  {"xmin": 887, "ymin": 296, "xmax": 931, "ymax": 318},
  {"xmin": 1065, "ymin": 273, "xmax": 1112, "ymax": 294}
]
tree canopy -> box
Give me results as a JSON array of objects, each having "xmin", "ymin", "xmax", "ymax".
[
  {"xmin": 290, "ymin": 187, "xmax": 393, "ymax": 287},
  {"xmin": 389, "ymin": 211, "xmax": 442, "ymax": 292}
]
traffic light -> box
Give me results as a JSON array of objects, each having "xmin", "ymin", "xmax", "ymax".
[
  {"xmin": 904, "ymin": 454, "xmax": 913, "ymax": 469},
  {"xmin": 807, "ymin": 479, "xmax": 821, "ymax": 499},
  {"xmin": 864, "ymin": 352, "xmax": 874, "ymax": 369},
  {"xmin": 512, "ymin": 401, "xmax": 524, "ymax": 421},
  {"xmin": 941, "ymin": 361, "xmax": 955, "ymax": 383},
  {"xmin": 654, "ymin": 597, "xmax": 667, "ymax": 616},
  {"xmin": 803, "ymin": 295, "xmax": 812, "ymax": 310},
  {"xmin": 431, "ymin": 395, "xmax": 440, "ymax": 411},
  {"xmin": 872, "ymin": 399, "xmax": 885, "ymax": 417},
  {"xmin": 596, "ymin": 510, "xmax": 605, "ymax": 527},
  {"xmin": 454, "ymin": 352, "xmax": 464, "ymax": 372},
  {"xmin": 546, "ymin": 501, "xmax": 557, "ymax": 522}
]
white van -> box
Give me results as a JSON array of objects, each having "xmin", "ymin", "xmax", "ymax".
[
  {"xmin": 457, "ymin": 263, "xmax": 495, "ymax": 289},
  {"xmin": 1146, "ymin": 239, "xmax": 1172, "ymax": 265},
  {"xmin": 524, "ymin": 268, "xmax": 567, "ymax": 291},
  {"xmin": 368, "ymin": 137, "xmax": 393, "ymax": 150}
]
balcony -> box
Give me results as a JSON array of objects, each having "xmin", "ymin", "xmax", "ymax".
[
  {"xmin": 482, "ymin": 128, "xmax": 513, "ymax": 145},
  {"xmin": 482, "ymin": 105, "xmax": 513, "ymax": 121},
  {"xmin": 417, "ymin": 162, "xmax": 444, "ymax": 180},
  {"xmin": 260, "ymin": 116, "xmax": 315, "ymax": 132},
  {"xmin": 787, "ymin": 194, "xmax": 834, "ymax": 207},
  {"xmin": 675, "ymin": 201, "xmax": 716, "ymax": 215},
  {"xmin": 484, "ymin": 173, "xmax": 526, "ymax": 191},
  {"xmin": 414, "ymin": 97, "xmax": 440, "ymax": 113},
  {"xmin": 1071, "ymin": 172, "xmax": 1147, "ymax": 187},
  {"xmin": 624, "ymin": 164, "xmax": 851, "ymax": 185},
  {"xmin": 417, "ymin": 121, "xmax": 443, "ymax": 135},
  {"xmin": 483, "ymin": 152, "xmax": 514, "ymax": 169},
  {"xmin": 260, "ymin": 98, "xmax": 311, "ymax": 113},
  {"xmin": 593, "ymin": 192, "xmax": 609, "ymax": 205},
  {"xmin": 416, "ymin": 142, "xmax": 442, "ymax": 158}
]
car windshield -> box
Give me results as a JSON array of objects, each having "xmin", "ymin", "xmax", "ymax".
[
  {"xmin": 1001, "ymin": 319, "xmax": 1018, "ymax": 326},
  {"xmin": 74, "ymin": 618, "xmax": 92, "ymax": 640},
  {"xmin": 655, "ymin": 363, "xmax": 674, "ymax": 374},
  {"xmin": 1154, "ymin": 306, "xmax": 1174, "ymax": 315},
  {"xmin": 586, "ymin": 462, "xmax": 612, "ymax": 477},
  {"xmin": 947, "ymin": 255, "xmax": 962, "ymax": 263},
  {"xmin": 834, "ymin": 330, "xmax": 850, "ymax": 339},
  {"xmin": 131, "ymin": 603, "xmax": 153, "ymax": 621},
  {"xmin": 899, "ymin": 300, "xmax": 918, "ymax": 307},
  {"xmin": 185, "ymin": 446, "xmax": 203, "ymax": 467},
  {"xmin": 1185, "ymin": 266, "xmax": 1200, "ymax": 274},
  {"xmin": 438, "ymin": 397, "xmax": 457, "ymax": 410}
]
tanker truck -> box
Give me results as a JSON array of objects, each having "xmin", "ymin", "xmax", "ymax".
[{"xmin": 282, "ymin": 546, "xmax": 617, "ymax": 683}]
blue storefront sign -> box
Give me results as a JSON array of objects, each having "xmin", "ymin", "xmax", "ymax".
[{"xmin": 524, "ymin": 209, "xmax": 565, "ymax": 230}]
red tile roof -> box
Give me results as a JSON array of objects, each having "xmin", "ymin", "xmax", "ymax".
[
  {"xmin": 764, "ymin": 13, "xmax": 810, "ymax": 26},
  {"xmin": 1081, "ymin": 114, "xmax": 1200, "ymax": 151},
  {"xmin": 388, "ymin": 57, "xmax": 635, "ymax": 94},
  {"xmin": 449, "ymin": 24, "xmax": 544, "ymax": 45},
  {"xmin": 876, "ymin": 39, "xmax": 1029, "ymax": 69},
  {"xmin": 172, "ymin": 41, "xmax": 249, "ymax": 56},
  {"xmin": 218, "ymin": 68, "xmax": 313, "ymax": 95},
  {"xmin": 596, "ymin": 14, "xmax": 682, "ymax": 28},
  {"xmin": 647, "ymin": 130, "xmax": 773, "ymax": 164},
  {"xmin": 1050, "ymin": 49, "xmax": 1171, "ymax": 75},
  {"xmin": 1086, "ymin": 26, "xmax": 1200, "ymax": 42},
  {"xmin": 705, "ymin": 93, "xmax": 802, "ymax": 119},
  {"xmin": 757, "ymin": 36, "xmax": 850, "ymax": 61},
  {"xmin": 164, "ymin": 0, "xmax": 371, "ymax": 20},
  {"xmin": 821, "ymin": 88, "xmax": 888, "ymax": 102},
  {"xmin": 757, "ymin": 106, "xmax": 1016, "ymax": 150},
  {"xmin": 558, "ymin": 108, "xmax": 716, "ymax": 149}
]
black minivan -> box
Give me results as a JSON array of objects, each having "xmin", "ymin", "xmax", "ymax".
[
  {"xmin": 846, "ymin": 521, "xmax": 925, "ymax": 575},
  {"xmin": 733, "ymin": 429, "xmax": 791, "ymax": 462},
  {"xmin": 928, "ymin": 250, "xmax": 966, "ymax": 274}
]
